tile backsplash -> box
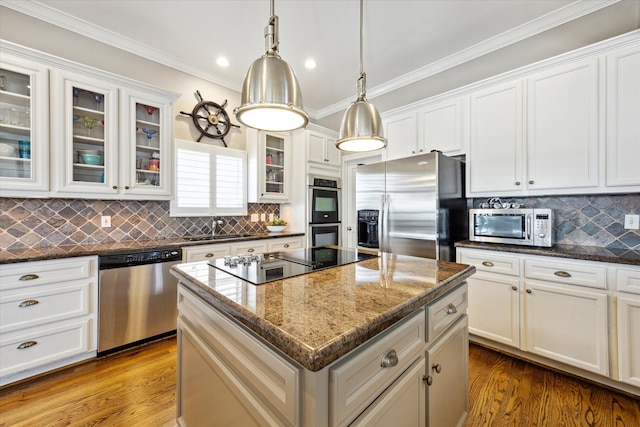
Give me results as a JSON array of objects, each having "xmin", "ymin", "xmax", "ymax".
[
  {"xmin": 0, "ymin": 198, "xmax": 279, "ymax": 250},
  {"xmin": 472, "ymin": 194, "xmax": 640, "ymax": 249}
]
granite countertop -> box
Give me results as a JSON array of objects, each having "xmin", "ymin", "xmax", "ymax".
[
  {"xmin": 0, "ymin": 232, "xmax": 305, "ymax": 265},
  {"xmin": 455, "ymin": 240, "xmax": 640, "ymax": 266},
  {"xmin": 171, "ymin": 252, "xmax": 475, "ymax": 372}
]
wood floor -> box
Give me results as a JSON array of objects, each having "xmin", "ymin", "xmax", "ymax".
[{"xmin": 1, "ymin": 338, "xmax": 638, "ymax": 427}]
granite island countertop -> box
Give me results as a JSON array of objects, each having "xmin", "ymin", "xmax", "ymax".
[
  {"xmin": 0, "ymin": 231, "xmax": 305, "ymax": 265},
  {"xmin": 171, "ymin": 251, "xmax": 475, "ymax": 371},
  {"xmin": 455, "ymin": 240, "xmax": 640, "ymax": 266}
]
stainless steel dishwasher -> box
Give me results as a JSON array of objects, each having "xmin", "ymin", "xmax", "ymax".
[{"xmin": 98, "ymin": 248, "xmax": 182, "ymax": 354}]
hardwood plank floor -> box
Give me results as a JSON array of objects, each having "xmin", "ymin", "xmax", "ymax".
[{"xmin": 1, "ymin": 338, "xmax": 638, "ymax": 426}]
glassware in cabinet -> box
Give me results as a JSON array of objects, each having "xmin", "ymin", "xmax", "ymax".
[
  {"xmin": 70, "ymin": 85, "xmax": 107, "ymax": 185},
  {"xmin": 265, "ymin": 134, "xmax": 285, "ymax": 195},
  {"xmin": 0, "ymin": 56, "xmax": 49, "ymax": 194}
]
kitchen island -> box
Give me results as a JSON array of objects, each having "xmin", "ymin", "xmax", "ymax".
[{"xmin": 171, "ymin": 249, "xmax": 475, "ymax": 427}]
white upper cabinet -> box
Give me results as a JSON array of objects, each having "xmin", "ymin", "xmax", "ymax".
[
  {"xmin": 606, "ymin": 43, "xmax": 640, "ymax": 189},
  {"xmin": 247, "ymin": 128, "xmax": 292, "ymax": 203},
  {"xmin": 420, "ymin": 97, "xmax": 466, "ymax": 155},
  {"xmin": 383, "ymin": 112, "xmax": 418, "ymax": 161},
  {"xmin": 526, "ymin": 58, "xmax": 599, "ymax": 192},
  {"xmin": 0, "ymin": 53, "xmax": 50, "ymax": 195},
  {"xmin": 468, "ymin": 80, "xmax": 524, "ymax": 196},
  {"xmin": 307, "ymin": 126, "xmax": 341, "ymax": 168}
]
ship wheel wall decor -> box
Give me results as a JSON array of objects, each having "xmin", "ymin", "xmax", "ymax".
[{"xmin": 180, "ymin": 90, "xmax": 240, "ymax": 146}]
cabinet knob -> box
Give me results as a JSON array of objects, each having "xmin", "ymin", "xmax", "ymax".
[
  {"xmin": 511, "ymin": 286, "xmax": 518, "ymax": 291},
  {"xmin": 446, "ymin": 303, "xmax": 457, "ymax": 315},
  {"xmin": 113, "ymin": 185, "xmax": 118, "ymax": 190},
  {"xmin": 17, "ymin": 341, "xmax": 38, "ymax": 350},
  {"xmin": 419, "ymin": 149, "xmax": 423, "ymax": 152},
  {"xmin": 529, "ymin": 180, "xmax": 534, "ymax": 184},
  {"xmin": 411, "ymin": 150, "xmax": 416, "ymax": 154},
  {"xmin": 515, "ymin": 181, "xmax": 521, "ymax": 186},
  {"xmin": 284, "ymin": 244, "xmax": 289, "ymax": 248},
  {"xmin": 526, "ymin": 289, "xmax": 532, "ymax": 294},
  {"xmin": 481, "ymin": 261, "xmax": 494, "ymax": 267},
  {"xmin": 347, "ymin": 226, "xmax": 352, "ymax": 231},
  {"xmin": 19, "ymin": 299, "xmax": 40, "ymax": 307},
  {"xmin": 423, "ymin": 375, "xmax": 433, "ymax": 385},
  {"xmin": 380, "ymin": 349, "xmax": 399, "ymax": 368},
  {"xmin": 554, "ymin": 271, "xmax": 571, "ymax": 278},
  {"xmin": 19, "ymin": 274, "xmax": 39, "ymax": 281},
  {"xmin": 432, "ymin": 363, "xmax": 442, "ymax": 374},
  {"xmin": 205, "ymin": 253, "xmax": 214, "ymax": 258},
  {"xmin": 125, "ymin": 185, "xmax": 130, "ymax": 190}
]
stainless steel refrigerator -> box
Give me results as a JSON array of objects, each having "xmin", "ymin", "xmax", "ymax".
[{"xmin": 355, "ymin": 151, "xmax": 469, "ymax": 261}]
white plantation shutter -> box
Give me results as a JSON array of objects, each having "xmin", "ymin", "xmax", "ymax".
[{"xmin": 171, "ymin": 139, "xmax": 247, "ymax": 217}]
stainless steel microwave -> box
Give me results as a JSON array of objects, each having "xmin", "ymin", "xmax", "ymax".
[{"xmin": 469, "ymin": 208, "xmax": 553, "ymax": 247}]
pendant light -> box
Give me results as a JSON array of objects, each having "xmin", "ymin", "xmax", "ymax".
[
  {"xmin": 234, "ymin": 0, "xmax": 309, "ymax": 132},
  {"xmin": 336, "ymin": 0, "xmax": 387, "ymax": 152}
]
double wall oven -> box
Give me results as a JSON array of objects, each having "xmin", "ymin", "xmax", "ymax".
[{"xmin": 308, "ymin": 175, "xmax": 341, "ymax": 247}]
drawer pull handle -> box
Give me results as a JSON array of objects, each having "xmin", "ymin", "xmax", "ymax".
[
  {"xmin": 17, "ymin": 341, "xmax": 38, "ymax": 350},
  {"xmin": 247, "ymin": 248, "xmax": 255, "ymax": 253},
  {"xmin": 380, "ymin": 349, "xmax": 398, "ymax": 368},
  {"xmin": 19, "ymin": 299, "xmax": 40, "ymax": 307},
  {"xmin": 446, "ymin": 303, "xmax": 457, "ymax": 315},
  {"xmin": 432, "ymin": 363, "xmax": 442, "ymax": 374},
  {"xmin": 19, "ymin": 274, "xmax": 39, "ymax": 281},
  {"xmin": 481, "ymin": 261, "xmax": 494, "ymax": 267},
  {"xmin": 284, "ymin": 244, "xmax": 289, "ymax": 248},
  {"xmin": 554, "ymin": 271, "xmax": 571, "ymax": 278},
  {"xmin": 205, "ymin": 253, "xmax": 214, "ymax": 258}
]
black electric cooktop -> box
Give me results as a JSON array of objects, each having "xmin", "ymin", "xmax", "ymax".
[{"xmin": 208, "ymin": 246, "xmax": 377, "ymax": 285}]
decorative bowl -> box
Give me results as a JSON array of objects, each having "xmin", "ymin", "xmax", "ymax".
[
  {"xmin": 266, "ymin": 225, "xmax": 286, "ymax": 233},
  {"xmin": 0, "ymin": 143, "xmax": 15, "ymax": 157},
  {"xmin": 80, "ymin": 153, "xmax": 104, "ymax": 165}
]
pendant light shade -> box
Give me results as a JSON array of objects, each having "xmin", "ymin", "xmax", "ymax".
[
  {"xmin": 234, "ymin": 0, "xmax": 309, "ymax": 132},
  {"xmin": 336, "ymin": 0, "xmax": 387, "ymax": 152}
]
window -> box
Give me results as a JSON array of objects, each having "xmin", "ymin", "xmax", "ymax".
[{"xmin": 171, "ymin": 139, "xmax": 247, "ymax": 217}]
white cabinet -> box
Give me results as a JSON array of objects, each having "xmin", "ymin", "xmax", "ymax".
[
  {"xmin": 383, "ymin": 112, "xmax": 419, "ymax": 161},
  {"xmin": 617, "ymin": 293, "xmax": 640, "ymax": 387},
  {"xmin": 0, "ymin": 256, "xmax": 98, "ymax": 386},
  {"xmin": 247, "ymin": 128, "xmax": 292, "ymax": 203},
  {"xmin": 0, "ymin": 53, "xmax": 50, "ymax": 195},
  {"xmin": 458, "ymin": 248, "xmax": 609, "ymax": 376},
  {"xmin": 268, "ymin": 236, "xmax": 304, "ymax": 252},
  {"xmin": 52, "ymin": 69, "xmax": 175, "ymax": 199},
  {"xmin": 606, "ymin": 43, "xmax": 640, "ymax": 189},
  {"xmin": 182, "ymin": 244, "xmax": 232, "ymax": 263},
  {"xmin": 420, "ymin": 97, "xmax": 466, "ymax": 156},
  {"xmin": 526, "ymin": 58, "xmax": 599, "ymax": 192},
  {"xmin": 306, "ymin": 126, "xmax": 341, "ymax": 168},
  {"xmin": 182, "ymin": 236, "xmax": 305, "ymax": 263},
  {"xmin": 468, "ymin": 80, "xmax": 524, "ymax": 195}
]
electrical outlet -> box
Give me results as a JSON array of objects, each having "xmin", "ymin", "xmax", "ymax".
[
  {"xmin": 251, "ymin": 214, "xmax": 259, "ymax": 222},
  {"xmin": 260, "ymin": 213, "xmax": 266, "ymax": 222},
  {"xmin": 624, "ymin": 214, "xmax": 639, "ymax": 230},
  {"xmin": 101, "ymin": 215, "xmax": 111, "ymax": 228},
  {"xmin": 269, "ymin": 213, "xmax": 274, "ymax": 222}
]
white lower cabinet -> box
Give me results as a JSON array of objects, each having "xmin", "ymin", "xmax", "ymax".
[
  {"xmin": 617, "ymin": 293, "xmax": 640, "ymax": 387},
  {"xmin": 0, "ymin": 256, "xmax": 98, "ymax": 386},
  {"xmin": 182, "ymin": 236, "xmax": 305, "ymax": 263}
]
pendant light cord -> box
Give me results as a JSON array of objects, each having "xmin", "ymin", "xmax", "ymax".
[{"xmin": 357, "ymin": 0, "xmax": 367, "ymax": 100}]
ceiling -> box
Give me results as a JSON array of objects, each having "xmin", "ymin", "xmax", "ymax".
[{"xmin": 3, "ymin": 0, "xmax": 638, "ymax": 128}]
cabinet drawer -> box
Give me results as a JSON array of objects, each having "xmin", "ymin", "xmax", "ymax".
[
  {"xmin": 182, "ymin": 244, "xmax": 231, "ymax": 263},
  {"xmin": 231, "ymin": 241, "xmax": 269, "ymax": 255},
  {"xmin": 0, "ymin": 257, "xmax": 95, "ymax": 291},
  {"xmin": 426, "ymin": 284, "xmax": 468, "ymax": 343},
  {"xmin": 329, "ymin": 309, "xmax": 425, "ymax": 427},
  {"xmin": 459, "ymin": 250, "xmax": 520, "ymax": 276},
  {"xmin": 0, "ymin": 318, "xmax": 93, "ymax": 378},
  {"xmin": 0, "ymin": 282, "xmax": 92, "ymax": 333},
  {"xmin": 268, "ymin": 237, "xmax": 303, "ymax": 252},
  {"xmin": 524, "ymin": 258, "xmax": 606, "ymax": 289},
  {"xmin": 178, "ymin": 285, "xmax": 299, "ymax": 425},
  {"xmin": 616, "ymin": 267, "xmax": 640, "ymax": 295}
]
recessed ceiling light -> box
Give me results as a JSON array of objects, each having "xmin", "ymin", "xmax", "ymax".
[
  {"xmin": 304, "ymin": 59, "xmax": 317, "ymax": 70},
  {"xmin": 216, "ymin": 57, "xmax": 230, "ymax": 67}
]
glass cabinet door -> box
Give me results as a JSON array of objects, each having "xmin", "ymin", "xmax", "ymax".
[
  {"xmin": 0, "ymin": 54, "xmax": 49, "ymax": 194},
  {"xmin": 121, "ymin": 89, "xmax": 172, "ymax": 197},
  {"xmin": 264, "ymin": 133, "xmax": 287, "ymax": 197},
  {"xmin": 52, "ymin": 70, "xmax": 119, "ymax": 195}
]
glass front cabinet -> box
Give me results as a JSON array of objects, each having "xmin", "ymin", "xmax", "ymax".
[
  {"xmin": 0, "ymin": 53, "xmax": 49, "ymax": 194},
  {"xmin": 51, "ymin": 70, "xmax": 174, "ymax": 199},
  {"xmin": 247, "ymin": 128, "xmax": 292, "ymax": 203}
]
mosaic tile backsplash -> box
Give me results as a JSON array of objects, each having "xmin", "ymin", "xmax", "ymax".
[
  {"xmin": 1, "ymin": 194, "xmax": 639, "ymax": 251},
  {"xmin": 0, "ymin": 198, "xmax": 280, "ymax": 251},
  {"xmin": 472, "ymin": 194, "xmax": 640, "ymax": 250}
]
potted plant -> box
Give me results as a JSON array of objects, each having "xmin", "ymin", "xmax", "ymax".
[{"xmin": 265, "ymin": 217, "xmax": 287, "ymax": 233}]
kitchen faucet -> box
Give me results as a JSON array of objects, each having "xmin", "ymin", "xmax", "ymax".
[{"xmin": 211, "ymin": 217, "xmax": 224, "ymax": 236}]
